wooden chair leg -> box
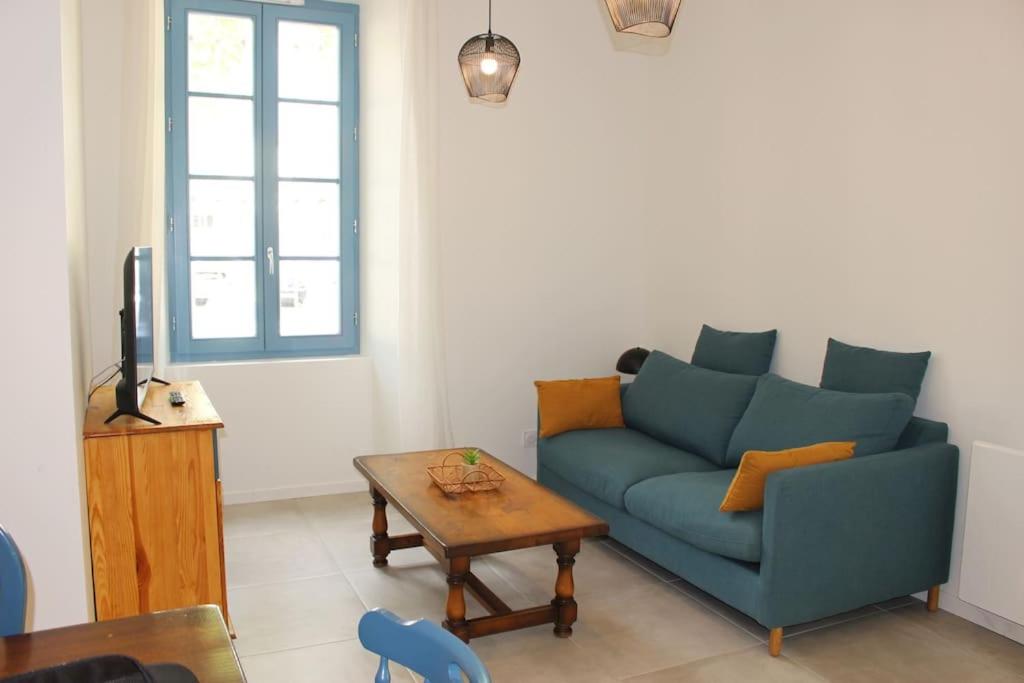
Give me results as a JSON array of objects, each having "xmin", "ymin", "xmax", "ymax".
[
  {"xmin": 927, "ymin": 585, "xmax": 940, "ymax": 612},
  {"xmin": 769, "ymin": 627, "xmax": 783, "ymax": 657}
]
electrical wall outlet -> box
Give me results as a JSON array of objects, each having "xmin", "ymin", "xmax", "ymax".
[{"xmin": 522, "ymin": 429, "xmax": 538, "ymax": 448}]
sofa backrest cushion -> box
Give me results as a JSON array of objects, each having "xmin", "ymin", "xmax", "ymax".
[
  {"xmin": 820, "ymin": 338, "xmax": 931, "ymax": 400},
  {"xmin": 691, "ymin": 324, "xmax": 778, "ymax": 376},
  {"xmin": 726, "ymin": 374, "xmax": 915, "ymax": 466},
  {"xmin": 622, "ymin": 350, "xmax": 758, "ymax": 466}
]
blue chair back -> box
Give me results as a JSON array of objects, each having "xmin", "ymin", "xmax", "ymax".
[
  {"xmin": 358, "ymin": 609, "xmax": 491, "ymax": 683},
  {"xmin": 0, "ymin": 525, "xmax": 27, "ymax": 637}
]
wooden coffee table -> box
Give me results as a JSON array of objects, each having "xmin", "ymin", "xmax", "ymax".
[{"xmin": 353, "ymin": 449, "xmax": 609, "ymax": 642}]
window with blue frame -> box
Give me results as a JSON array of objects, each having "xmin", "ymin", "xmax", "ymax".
[{"xmin": 166, "ymin": 0, "xmax": 359, "ymax": 362}]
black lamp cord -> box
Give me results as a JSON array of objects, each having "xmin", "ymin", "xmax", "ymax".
[
  {"xmin": 88, "ymin": 363, "xmax": 123, "ymax": 402},
  {"xmin": 88, "ymin": 361, "xmax": 121, "ymax": 387},
  {"xmin": 488, "ymin": 0, "xmax": 492, "ymax": 35}
]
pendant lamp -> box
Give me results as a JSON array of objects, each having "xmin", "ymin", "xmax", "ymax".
[
  {"xmin": 604, "ymin": 0, "xmax": 684, "ymax": 38},
  {"xmin": 458, "ymin": 0, "xmax": 520, "ymax": 103}
]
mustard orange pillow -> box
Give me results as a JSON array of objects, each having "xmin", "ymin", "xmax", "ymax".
[
  {"xmin": 535, "ymin": 376, "xmax": 625, "ymax": 438},
  {"xmin": 720, "ymin": 442, "xmax": 856, "ymax": 512}
]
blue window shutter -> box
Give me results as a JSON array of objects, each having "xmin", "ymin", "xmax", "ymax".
[{"xmin": 166, "ymin": 0, "xmax": 360, "ymax": 362}]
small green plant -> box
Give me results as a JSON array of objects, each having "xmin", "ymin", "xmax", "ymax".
[{"xmin": 461, "ymin": 448, "xmax": 482, "ymax": 466}]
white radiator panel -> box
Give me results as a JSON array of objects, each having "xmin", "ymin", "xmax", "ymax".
[{"xmin": 958, "ymin": 441, "xmax": 1024, "ymax": 627}]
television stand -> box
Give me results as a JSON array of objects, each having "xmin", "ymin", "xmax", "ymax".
[
  {"xmin": 83, "ymin": 380, "xmax": 232, "ymax": 635},
  {"xmin": 104, "ymin": 376, "xmax": 171, "ymax": 424},
  {"xmin": 104, "ymin": 407, "xmax": 160, "ymax": 426}
]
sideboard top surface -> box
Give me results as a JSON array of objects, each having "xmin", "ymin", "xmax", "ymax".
[{"xmin": 84, "ymin": 380, "xmax": 223, "ymax": 439}]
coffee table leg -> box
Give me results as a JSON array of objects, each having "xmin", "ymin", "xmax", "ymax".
[
  {"xmin": 552, "ymin": 539, "xmax": 580, "ymax": 637},
  {"xmin": 370, "ymin": 488, "xmax": 390, "ymax": 567},
  {"xmin": 444, "ymin": 556, "xmax": 471, "ymax": 642}
]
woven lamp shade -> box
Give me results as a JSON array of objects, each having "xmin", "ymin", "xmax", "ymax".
[
  {"xmin": 604, "ymin": 0, "xmax": 683, "ymax": 38},
  {"xmin": 458, "ymin": 33, "xmax": 520, "ymax": 103}
]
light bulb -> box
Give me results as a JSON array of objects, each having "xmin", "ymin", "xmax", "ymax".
[{"xmin": 480, "ymin": 56, "xmax": 498, "ymax": 75}]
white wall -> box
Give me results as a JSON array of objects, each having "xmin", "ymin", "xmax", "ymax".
[
  {"xmin": 166, "ymin": 358, "xmax": 375, "ymax": 503},
  {"xmin": 80, "ymin": 0, "xmax": 127, "ymax": 373},
  {"xmin": 59, "ymin": 0, "xmax": 95, "ymax": 624},
  {"xmin": 60, "ymin": 0, "xmax": 93, "ymax": 431},
  {"xmin": 0, "ymin": 0, "xmax": 93, "ymax": 630},
  {"xmin": 437, "ymin": 0, "xmax": 655, "ymax": 475},
  {"xmin": 645, "ymin": 0, "xmax": 1024, "ymax": 644}
]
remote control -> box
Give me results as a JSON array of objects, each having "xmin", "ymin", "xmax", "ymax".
[{"xmin": 169, "ymin": 391, "xmax": 186, "ymax": 407}]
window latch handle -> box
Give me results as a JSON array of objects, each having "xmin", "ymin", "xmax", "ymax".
[{"xmin": 267, "ymin": 246, "xmax": 275, "ymax": 276}]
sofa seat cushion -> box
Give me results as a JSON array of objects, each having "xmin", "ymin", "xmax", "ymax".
[
  {"xmin": 624, "ymin": 470, "xmax": 764, "ymax": 563},
  {"xmin": 538, "ymin": 428, "xmax": 719, "ymax": 509}
]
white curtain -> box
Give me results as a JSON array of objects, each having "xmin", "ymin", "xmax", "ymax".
[
  {"xmin": 110, "ymin": 0, "xmax": 167, "ymax": 370},
  {"xmin": 395, "ymin": 0, "xmax": 454, "ymax": 451}
]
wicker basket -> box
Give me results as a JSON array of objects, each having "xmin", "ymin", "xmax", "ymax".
[{"xmin": 427, "ymin": 450, "xmax": 505, "ymax": 495}]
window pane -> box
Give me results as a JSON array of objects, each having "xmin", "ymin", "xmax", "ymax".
[
  {"xmin": 279, "ymin": 182, "xmax": 340, "ymax": 257},
  {"xmin": 278, "ymin": 21, "xmax": 339, "ymax": 102},
  {"xmin": 189, "ymin": 96, "xmax": 254, "ymax": 176},
  {"xmin": 189, "ymin": 179, "xmax": 255, "ymax": 257},
  {"xmin": 190, "ymin": 260, "xmax": 257, "ymax": 339},
  {"xmin": 188, "ymin": 12, "xmax": 254, "ymax": 96},
  {"xmin": 279, "ymin": 260, "xmax": 340, "ymax": 337},
  {"xmin": 278, "ymin": 102, "xmax": 339, "ymax": 179}
]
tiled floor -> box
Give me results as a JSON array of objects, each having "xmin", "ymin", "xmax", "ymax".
[{"xmin": 225, "ymin": 494, "xmax": 1024, "ymax": 682}]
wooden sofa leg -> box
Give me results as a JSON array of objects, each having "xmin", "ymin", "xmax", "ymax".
[
  {"xmin": 769, "ymin": 627, "xmax": 783, "ymax": 657},
  {"xmin": 927, "ymin": 585, "xmax": 940, "ymax": 612}
]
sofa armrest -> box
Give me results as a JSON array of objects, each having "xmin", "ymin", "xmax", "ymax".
[{"xmin": 759, "ymin": 443, "xmax": 959, "ymax": 627}]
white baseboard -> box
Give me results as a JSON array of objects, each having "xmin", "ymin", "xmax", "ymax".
[
  {"xmin": 223, "ymin": 479, "xmax": 366, "ymax": 505},
  {"xmin": 939, "ymin": 593, "xmax": 1024, "ymax": 646}
]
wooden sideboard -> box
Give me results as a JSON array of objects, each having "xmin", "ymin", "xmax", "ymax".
[{"xmin": 82, "ymin": 381, "xmax": 230, "ymax": 631}]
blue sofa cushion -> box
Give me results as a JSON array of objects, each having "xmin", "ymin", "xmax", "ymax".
[
  {"xmin": 821, "ymin": 338, "xmax": 931, "ymax": 400},
  {"xmin": 624, "ymin": 470, "xmax": 763, "ymax": 563},
  {"xmin": 726, "ymin": 374, "xmax": 915, "ymax": 466},
  {"xmin": 692, "ymin": 324, "xmax": 777, "ymax": 376},
  {"xmin": 622, "ymin": 351, "xmax": 758, "ymax": 467},
  {"xmin": 538, "ymin": 428, "xmax": 718, "ymax": 509}
]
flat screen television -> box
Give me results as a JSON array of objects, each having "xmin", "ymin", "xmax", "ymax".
[{"xmin": 106, "ymin": 246, "xmax": 164, "ymax": 425}]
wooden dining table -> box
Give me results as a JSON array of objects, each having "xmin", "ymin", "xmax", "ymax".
[{"xmin": 0, "ymin": 606, "xmax": 245, "ymax": 682}]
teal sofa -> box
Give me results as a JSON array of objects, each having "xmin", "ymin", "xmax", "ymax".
[{"xmin": 537, "ymin": 351, "xmax": 958, "ymax": 655}]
